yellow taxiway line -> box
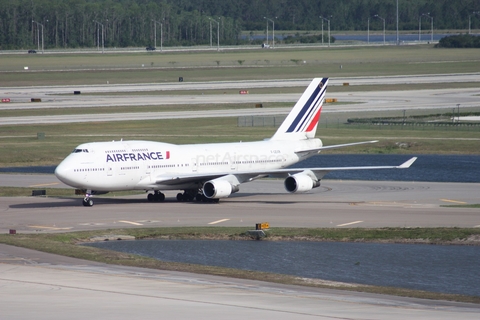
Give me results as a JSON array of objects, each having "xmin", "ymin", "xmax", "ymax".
[
  {"xmin": 28, "ymin": 225, "xmax": 72, "ymax": 230},
  {"xmin": 28, "ymin": 183, "xmax": 60, "ymax": 187},
  {"xmin": 440, "ymin": 199, "xmax": 467, "ymax": 204},
  {"xmin": 208, "ymin": 219, "xmax": 230, "ymax": 225},
  {"xmin": 118, "ymin": 220, "xmax": 143, "ymax": 226},
  {"xmin": 337, "ymin": 221, "xmax": 364, "ymax": 227}
]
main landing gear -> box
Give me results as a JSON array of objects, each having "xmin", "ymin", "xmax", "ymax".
[
  {"xmin": 147, "ymin": 190, "xmax": 165, "ymax": 202},
  {"xmin": 176, "ymin": 190, "xmax": 219, "ymax": 203}
]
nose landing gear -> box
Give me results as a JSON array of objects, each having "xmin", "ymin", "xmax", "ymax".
[{"xmin": 83, "ymin": 191, "xmax": 94, "ymax": 207}]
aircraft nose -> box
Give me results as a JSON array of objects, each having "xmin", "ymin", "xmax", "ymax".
[{"xmin": 55, "ymin": 160, "xmax": 73, "ymax": 185}]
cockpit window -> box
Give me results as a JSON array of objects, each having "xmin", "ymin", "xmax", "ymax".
[{"xmin": 72, "ymin": 149, "xmax": 89, "ymax": 153}]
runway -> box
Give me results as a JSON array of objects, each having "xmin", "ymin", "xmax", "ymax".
[{"xmin": 1, "ymin": 74, "xmax": 480, "ymax": 125}]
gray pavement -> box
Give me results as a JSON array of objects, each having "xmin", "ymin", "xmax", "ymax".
[
  {"xmin": 1, "ymin": 74, "xmax": 480, "ymax": 125},
  {"xmin": 1, "ymin": 177, "xmax": 479, "ymax": 232}
]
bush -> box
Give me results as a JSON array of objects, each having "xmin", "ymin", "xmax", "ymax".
[{"xmin": 436, "ymin": 34, "xmax": 480, "ymax": 48}]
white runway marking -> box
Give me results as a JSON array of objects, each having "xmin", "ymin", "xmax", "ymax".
[
  {"xmin": 337, "ymin": 221, "xmax": 364, "ymax": 227},
  {"xmin": 118, "ymin": 220, "xmax": 143, "ymax": 226},
  {"xmin": 208, "ymin": 219, "xmax": 230, "ymax": 225}
]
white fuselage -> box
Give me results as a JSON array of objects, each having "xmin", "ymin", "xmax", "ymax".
[{"xmin": 55, "ymin": 138, "xmax": 323, "ymax": 192}]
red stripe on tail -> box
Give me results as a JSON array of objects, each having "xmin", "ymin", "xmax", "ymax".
[{"xmin": 306, "ymin": 106, "xmax": 322, "ymax": 132}]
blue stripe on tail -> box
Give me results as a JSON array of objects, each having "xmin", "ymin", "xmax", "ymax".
[{"xmin": 286, "ymin": 80, "xmax": 326, "ymax": 133}]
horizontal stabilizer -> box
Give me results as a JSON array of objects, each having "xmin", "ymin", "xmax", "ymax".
[{"xmin": 295, "ymin": 140, "xmax": 379, "ymax": 154}]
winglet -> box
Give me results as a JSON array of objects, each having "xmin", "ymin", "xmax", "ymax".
[{"xmin": 397, "ymin": 157, "xmax": 417, "ymax": 169}]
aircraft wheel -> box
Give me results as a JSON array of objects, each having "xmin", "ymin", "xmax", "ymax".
[
  {"xmin": 82, "ymin": 198, "xmax": 93, "ymax": 207},
  {"xmin": 158, "ymin": 193, "xmax": 165, "ymax": 202},
  {"xmin": 147, "ymin": 193, "xmax": 154, "ymax": 202},
  {"xmin": 176, "ymin": 193, "xmax": 184, "ymax": 202}
]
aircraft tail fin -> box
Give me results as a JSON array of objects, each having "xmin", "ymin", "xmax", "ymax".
[{"xmin": 271, "ymin": 77, "xmax": 328, "ymax": 141}]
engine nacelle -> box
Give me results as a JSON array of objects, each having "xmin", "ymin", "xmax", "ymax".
[
  {"xmin": 284, "ymin": 172, "xmax": 320, "ymax": 193},
  {"xmin": 203, "ymin": 179, "xmax": 239, "ymax": 199}
]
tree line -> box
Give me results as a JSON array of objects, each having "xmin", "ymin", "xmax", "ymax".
[
  {"xmin": 1, "ymin": 0, "xmax": 480, "ymax": 50},
  {"xmin": 437, "ymin": 34, "xmax": 480, "ymax": 48}
]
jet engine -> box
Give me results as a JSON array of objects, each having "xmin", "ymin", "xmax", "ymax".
[
  {"xmin": 284, "ymin": 172, "xmax": 320, "ymax": 193},
  {"xmin": 203, "ymin": 179, "xmax": 240, "ymax": 199}
]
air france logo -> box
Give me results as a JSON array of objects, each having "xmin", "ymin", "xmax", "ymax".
[{"xmin": 106, "ymin": 151, "xmax": 170, "ymax": 162}]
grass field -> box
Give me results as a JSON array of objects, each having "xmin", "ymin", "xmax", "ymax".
[
  {"xmin": 1, "ymin": 45, "xmax": 479, "ymax": 165},
  {"xmin": 1, "ymin": 115, "xmax": 479, "ymax": 167},
  {"xmin": 2, "ymin": 45, "xmax": 480, "ymax": 86}
]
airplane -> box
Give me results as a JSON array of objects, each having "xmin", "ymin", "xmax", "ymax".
[{"xmin": 54, "ymin": 78, "xmax": 417, "ymax": 206}]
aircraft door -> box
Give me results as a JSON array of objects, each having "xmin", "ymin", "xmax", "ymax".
[
  {"xmin": 107, "ymin": 164, "xmax": 113, "ymax": 176},
  {"xmin": 230, "ymin": 153, "xmax": 237, "ymax": 171},
  {"xmin": 191, "ymin": 158, "xmax": 198, "ymax": 172}
]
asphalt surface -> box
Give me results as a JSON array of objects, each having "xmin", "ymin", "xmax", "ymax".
[
  {"xmin": 1, "ymin": 74, "xmax": 480, "ymax": 125},
  {"xmin": 1, "ymin": 75, "xmax": 480, "ymax": 318},
  {"xmin": 1, "ymin": 178, "xmax": 480, "ymax": 319},
  {"xmin": 1, "ymin": 176, "xmax": 479, "ymax": 232}
]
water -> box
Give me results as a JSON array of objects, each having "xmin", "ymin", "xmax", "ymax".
[
  {"xmin": 86, "ymin": 239, "xmax": 480, "ymax": 297},
  {"xmin": 2, "ymin": 154, "xmax": 479, "ymax": 182},
  {"xmin": 334, "ymin": 33, "xmax": 448, "ymax": 43},
  {"xmin": 291, "ymin": 154, "xmax": 480, "ymax": 183},
  {"xmin": 247, "ymin": 33, "xmax": 455, "ymax": 43}
]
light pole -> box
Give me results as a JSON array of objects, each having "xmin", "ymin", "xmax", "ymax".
[
  {"xmin": 367, "ymin": 17, "xmax": 370, "ymax": 44},
  {"xmin": 94, "ymin": 20, "xmax": 104, "ymax": 53},
  {"xmin": 422, "ymin": 13, "xmax": 433, "ymax": 42},
  {"xmin": 152, "ymin": 19, "xmax": 163, "ymax": 51},
  {"xmin": 470, "ymin": 12, "xmax": 480, "ymax": 34},
  {"xmin": 320, "ymin": 16, "xmax": 330, "ymax": 47},
  {"xmin": 264, "ymin": 17, "xmax": 275, "ymax": 48},
  {"xmin": 374, "ymin": 14, "xmax": 385, "ymax": 45},
  {"xmin": 265, "ymin": 18, "xmax": 269, "ymax": 46},
  {"xmin": 396, "ymin": 0, "xmax": 399, "ymax": 45},
  {"xmin": 320, "ymin": 17, "xmax": 323, "ymax": 44},
  {"xmin": 469, "ymin": 14, "xmax": 471, "ymax": 34},
  {"xmin": 457, "ymin": 104, "xmax": 460, "ymax": 123},
  {"xmin": 32, "ymin": 20, "xmax": 44, "ymax": 54},
  {"xmin": 418, "ymin": 15, "xmax": 422, "ymax": 41},
  {"xmin": 209, "ymin": 20, "xmax": 212, "ymax": 47},
  {"xmin": 208, "ymin": 18, "xmax": 220, "ymax": 51}
]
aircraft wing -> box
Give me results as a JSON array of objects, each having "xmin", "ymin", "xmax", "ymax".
[
  {"xmin": 154, "ymin": 157, "xmax": 417, "ymax": 186},
  {"xmin": 267, "ymin": 156, "xmax": 417, "ymax": 180}
]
